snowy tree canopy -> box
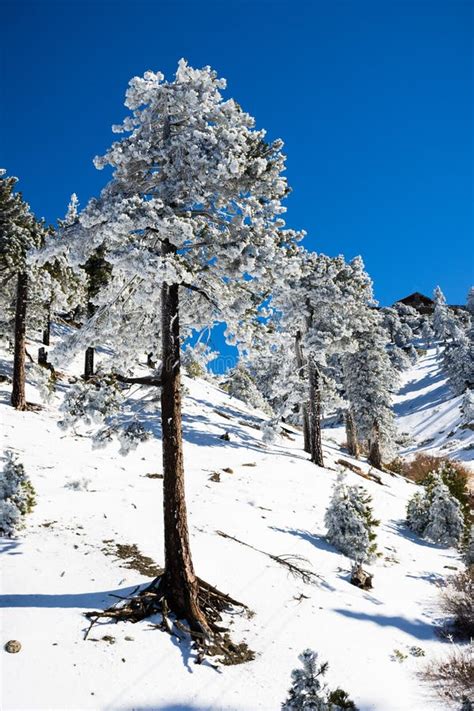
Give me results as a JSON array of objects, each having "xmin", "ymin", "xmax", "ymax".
[{"xmin": 35, "ymin": 60, "xmax": 302, "ymax": 369}]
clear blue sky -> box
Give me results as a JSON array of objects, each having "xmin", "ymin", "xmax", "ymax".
[{"xmin": 1, "ymin": 0, "xmax": 473, "ymax": 308}]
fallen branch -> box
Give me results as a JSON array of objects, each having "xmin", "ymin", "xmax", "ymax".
[{"xmin": 215, "ymin": 530, "xmax": 322, "ymax": 585}]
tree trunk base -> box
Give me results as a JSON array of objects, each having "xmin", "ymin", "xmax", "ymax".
[{"xmin": 84, "ymin": 573, "xmax": 254, "ymax": 665}]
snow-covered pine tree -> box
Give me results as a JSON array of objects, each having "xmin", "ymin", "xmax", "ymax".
[
  {"xmin": 282, "ymin": 649, "xmax": 330, "ymax": 711},
  {"xmin": 461, "ymin": 389, "xmax": 474, "ymax": 429},
  {"xmin": 444, "ymin": 330, "xmax": 474, "ymax": 396},
  {"xmin": 225, "ymin": 363, "xmax": 272, "ymax": 414},
  {"xmin": 342, "ymin": 310, "xmax": 398, "ymax": 468},
  {"xmin": 0, "ymin": 450, "xmax": 36, "ymax": 536},
  {"xmin": 406, "ymin": 472, "xmax": 465, "ymax": 547},
  {"xmin": 324, "ymin": 473, "xmax": 379, "ymax": 562},
  {"xmin": 432, "ymin": 286, "xmax": 463, "ymax": 344},
  {"xmin": 268, "ymin": 251, "xmax": 374, "ymax": 466},
  {"xmin": 0, "ymin": 171, "xmax": 44, "ymax": 409},
  {"xmin": 36, "ymin": 60, "xmax": 301, "ymax": 647},
  {"xmin": 282, "ymin": 648, "xmax": 357, "ymax": 710},
  {"xmin": 423, "ymin": 475, "xmax": 465, "ymax": 547}
]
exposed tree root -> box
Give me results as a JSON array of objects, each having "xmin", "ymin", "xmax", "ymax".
[{"xmin": 84, "ymin": 574, "xmax": 254, "ymax": 666}]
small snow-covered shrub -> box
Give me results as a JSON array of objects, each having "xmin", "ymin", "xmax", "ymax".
[
  {"xmin": 282, "ymin": 648, "xmax": 358, "ymax": 710},
  {"xmin": 439, "ymin": 567, "xmax": 474, "ymax": 640},
  {"xmin": 406, "ymin": 472, "xmax": 465, "ymax": 547},
  {"xmin": 0, "ymin": 451, "xmax": 36, "ymax": 536},
  {"xmin": 324, "ymin": 474, "xmax": 379, "ymax": 563},
  {"xmin": 65, "ymin": 477, "xmax": 91, "ymax": 491}
]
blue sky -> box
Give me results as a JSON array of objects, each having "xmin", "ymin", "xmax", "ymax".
[{"xmin": 1, "ymin": 0, "xmax": 473, "ymax": 310}]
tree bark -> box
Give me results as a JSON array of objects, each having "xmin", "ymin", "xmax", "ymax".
[
  {"xmin": 368, "ymin": 420, "xmax": 383, "ymax": 469},
  {"xmin": 42, "ymin": 303, "xmax": 51, "ymax": 346},
  {"xmin": 11, "ymin": 271, "xmax": 28, "ymax": 410},
  {"xmin": 308, "ymin": 357, "xmax": 324, "ymax": 467},
  {"xmin": 295, "ymin": 330, "xmax": 311, "ymax": 453},
  {"xmin": 345, "ymin": 409, "xmax": 360, "ymax": 458},
  {"xmin": 160, "ymin": 240, "xmax": 209, "ymax": 634},
  {"xmin": 84, "ymin": 346, "xmax": 94, "ymax": 380}
]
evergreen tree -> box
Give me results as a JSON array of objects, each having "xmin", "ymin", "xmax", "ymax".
[
  {"xmin": 324, "ymin": 473, "xmax": 379, "ymax": 562},
  {"xmin": 406, "ymin": 471, "xmax": 465, "ymax": 547},
  {"xmin": 0, "ymin": 170, "xmax": 44, "ymax": 409},
  {"xmin": 37, "ymin": 60, "xmax": 300, "ymax": 644},
  {"xmin": 282, "ymin": 649, "xmax": 357, "ymax": 710},
  {"xmin": 343, "ymin": 311, "xmax": 398, "ymax": 468}
]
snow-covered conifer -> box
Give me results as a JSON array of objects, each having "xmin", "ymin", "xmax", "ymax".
[
  {"xmin": 282, "ymin": 649, "xmax": 357, "ymax": 710},
  {"xmin": 406, "ymin": 491, "xmax": 430, "ymax": 536},
  {"xmin": 324, "ymin": 473, "xmax": 379, "ymax": 562},
  {"xmin": 226, "ymin": 363, "xmax": 272, "ymax": 414},
  {"xmin": 0, "ymin": 171, "xmax": 44, "ymax": 409},
  {"xmin": 424, "ymin": 475, "xmax": 465, "ymax": 547},
  {"xmin": 0, "ymin": 451, "xmax": 36, "ymax": 536},
  {"xmin": 35, "ymin": 60, "xmax": 301, "ymax": 643},
  {"xmin": 461, "ymin": 389, "xmax": 474, "ymax": 429},
  {"xmin": 342, "ymin": 311, "xmax": 398, "ymax": 467},
  {"xmin": 406, "ymin": 472, "xmax": 465, "ymax": 547}
]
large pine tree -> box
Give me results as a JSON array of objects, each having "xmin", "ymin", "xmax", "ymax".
[{"xmin": 38, "ymin": 61, "xmax": 299, "ymax": 647}]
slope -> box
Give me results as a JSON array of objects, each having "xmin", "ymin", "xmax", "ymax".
[{"xmin": 0, "ymin": 338, "xmax": 468, "ymax": 711}]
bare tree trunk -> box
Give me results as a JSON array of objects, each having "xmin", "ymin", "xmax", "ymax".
[
  {"xmin": 11, "ymin": 271, "xmax": 28, "ymax": 410},
  {"xmin": 345, "ymin": 410, "xmax": 360, "ymax": 458},
  {"xmin": 368, "ymin": 420, "xmax": 383, "ymax": 469},
  {"xmin": 308, "ymin": 357, "xmax": 324, "ymax": 467},
  {"xmin": 84, "ymin": 347, "xmax": 94, "ymax": 380},
  {"xmin": 42, "ymin": 303, "xmax": 51, "ymax": 346},
  {"xmin": 160, "ymin": 240, "xmax": 209, "ymax": 634},
  {"xmin": 295, "ymin": 330, "xmax": 311, "ymax": 453}
]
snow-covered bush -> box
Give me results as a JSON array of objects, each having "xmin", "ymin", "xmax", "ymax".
[
  {"xmin": 324, "ymin": 474, "xmax": 379, "ymax": 563},
  {"xmin": 0, "ymin": 451, "xmax": 36, "ymax": 536},
  {"xmin": 406, "ymin": 472, "xmax": 465, "ymax": 547},
  {"xmin": 282, "ymin": 648, "xmax": 357, "ymax": 710},
  {"xmin": 406, "ymin": 491, "xmax": 431, "ymax": 536}
]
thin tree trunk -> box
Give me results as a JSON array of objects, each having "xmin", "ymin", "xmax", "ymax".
[
  {"xmin": 11, "ymin": 271, "xmax": 28, "ymax": 410},
  {"xmin": 160, "ymin": 240, "xmax": 209, "ymax": 634},
  {"xmin": 345, "ymin": 409, "xmax": 360, "ymax": 458},
  {"xmin": 84, "ymin": 347, "xmax": 94, "ymax": 380},
  {"xmin": 295, "ymin": 330, "xmax": 311, "ymax": 453},
  {"xmin": 42, "ymin": 303, "xmax": 51, "ymax": 346},
  {"xmin": 368, "ymin": 420, "xmax": 383, "ymax": 469},
  {"xmin": 308, "ymin": 357, "xmax": 324, "ymax": 467}
]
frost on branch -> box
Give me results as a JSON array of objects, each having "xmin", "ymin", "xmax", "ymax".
[
  {"xmin": 324, "ymin": 473, "xmax": 379, "ymax": 563},
  {"xmin": 0, "ymin": 451, "xmax": 36, "ymax": 536}
]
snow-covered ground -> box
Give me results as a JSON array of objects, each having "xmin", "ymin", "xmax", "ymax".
[{"xmin": 0, "ymin": 343, "xmax": 471, "ymax": 711}]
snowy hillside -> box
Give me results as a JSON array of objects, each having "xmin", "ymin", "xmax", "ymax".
[
  {"xmin": 0, "ymin": 342, "xmax": 470, "ymax": 711},
  {"xmin": 394, "ymin": 348, "xmax": 473, "ymax": 467}
]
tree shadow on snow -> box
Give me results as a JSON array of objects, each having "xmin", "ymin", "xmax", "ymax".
[
  {"xmin": 332, "ymin": 608, "xmax": 436, "ymax": 641},
  {"xmin": 387, "ymin": 520, "xmax": 451, "ymax": 552},
  {"xmin": 129, "ymin": 706, "xmax": 232, "ymax": 711},
  {"xmin": 0, "ymin": 583, "xmax": 142, "ymax": 610}
]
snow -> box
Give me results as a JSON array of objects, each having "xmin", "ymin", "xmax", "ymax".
[{"xmin": 1, "ymin": 341, "xmax": 471, "ymax": 711}]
